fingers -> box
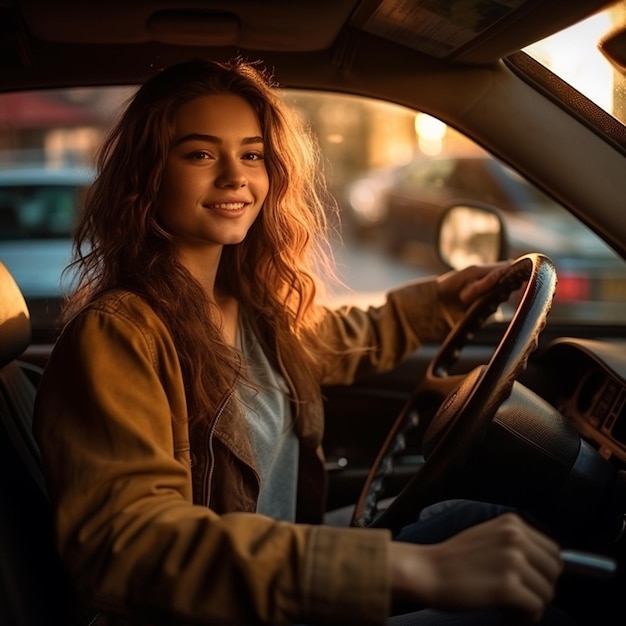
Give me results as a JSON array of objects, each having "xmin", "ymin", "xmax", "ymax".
[
  {"xmin": 484, "ymin": 514, "xmax": 563, "ymax": 622},
  {"xmin": 403, "ymin": 513, "xmax": 563, "ymax": 622},
  {"xmin": 458, "ymin": 261, "xmax": 513, "ymax": 304},
  {"xmin": 507, "ymin": 545, "xmax": 561, "ymax": 623},
  {"xmin": 437, "ymin": 260, "xmax": 513, "ymax": 307}
]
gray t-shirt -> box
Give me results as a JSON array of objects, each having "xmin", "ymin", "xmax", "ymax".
[{"xmin": 237, "ymin": 317, "xmax": 299, "ymax": 521}]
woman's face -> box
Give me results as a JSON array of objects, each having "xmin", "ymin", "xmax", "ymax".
[{"xmin": 157, "ymin": 93, "xmax": 269, "ymax": 258}]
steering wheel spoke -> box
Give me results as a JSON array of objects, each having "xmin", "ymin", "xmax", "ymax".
[{"xmin": 350, "ymin": 254, "xmax": 557, "ymax": 531}]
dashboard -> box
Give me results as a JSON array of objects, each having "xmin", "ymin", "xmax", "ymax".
[{"xmin": 542, "ymin": 338, "xmax": 626, "ymax": 467}]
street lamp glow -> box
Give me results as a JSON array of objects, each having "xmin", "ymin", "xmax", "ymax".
[{"xmin": 415, "ymin": 112, "xmax": 447, "ymax": 155}]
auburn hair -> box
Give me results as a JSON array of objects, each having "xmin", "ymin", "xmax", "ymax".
[{"xmin": 64, "ymin": 57, "xmax": 340, "ymax": 421}]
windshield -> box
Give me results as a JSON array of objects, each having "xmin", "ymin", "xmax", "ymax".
[{"xmin": 524, "ymin": 3, "xmax": 626, "ymax": 127}]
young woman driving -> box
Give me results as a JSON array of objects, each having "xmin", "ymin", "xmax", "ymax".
[{"xmin": 34, "ymin": 58, "xmax": 564, "ymax": 625}]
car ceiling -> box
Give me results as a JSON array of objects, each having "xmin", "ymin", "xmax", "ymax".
[{"xmin": 0, "ymin": 0, "xmax": 617, "ymax": 92}]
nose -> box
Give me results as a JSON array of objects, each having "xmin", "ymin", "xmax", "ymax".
[{"xmin": 215, "ymin": 158, "xmax": 247, "ymax": 189}]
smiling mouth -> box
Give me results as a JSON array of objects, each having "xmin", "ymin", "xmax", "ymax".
[{"xmin": 206, "ymin": 202, "xmax": 247, "ymax": 211}]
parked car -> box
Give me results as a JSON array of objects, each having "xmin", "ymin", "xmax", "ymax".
[
  {"xmin": 345, "ymin": 154, "xmax": 626, "ymax": 317},
  {"xmin": 385, "ymin": 155, "xmax": 563, "ymax": 251},
  {"xmin": 343, "ymin": 163, "xmax": 408, "ymax": 237},
  {"xmin": 344, "ymin": 155, "xmax": 556, "ymax": 240},
  {"xmin": 0, "ymin": 164, "xmax": 93, "ymax": 337},
  {"xmin": 1, "ymin": 1, "xmax": 626, "ymax": 624}
]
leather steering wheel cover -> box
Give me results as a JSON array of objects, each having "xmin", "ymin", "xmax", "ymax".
[{"xmin": 351, "ymin": 254, "xmax": 557, "ymax": 532}]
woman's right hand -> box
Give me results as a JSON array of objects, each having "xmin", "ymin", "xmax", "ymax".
[{"xmin": 388, "ymin": 513, "xmax": 563, "ymax": 623}]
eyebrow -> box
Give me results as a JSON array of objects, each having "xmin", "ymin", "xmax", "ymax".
[{"xmin": 172, "ymin": 133, "xmax": 264, "ymax": 147}]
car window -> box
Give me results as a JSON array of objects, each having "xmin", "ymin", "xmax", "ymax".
[
  {"xmin": 524, "ymin": 6, "xmax": 626, "ymax": 127},
  {"xmin": 496, "ymin": 163, "xmax": 557, "ymax": 213},
  {"xmin": 404, "ymin": 160, "xmax": 454, "ymax": 188},
  {"xmin": 0, "ymin": 181, "xmax": 84, "ymax": 239},
  {"xmin": 0, "ymin": 78, "xmax": 625, "ymax": 338}
]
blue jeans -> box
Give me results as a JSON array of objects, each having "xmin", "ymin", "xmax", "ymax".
[{"xmin": 394, "ymin": 499, "xmax": 513, "ymax": 543}]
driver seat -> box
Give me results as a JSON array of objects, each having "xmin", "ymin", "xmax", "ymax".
[{"xmin": 0, "ymin": 260, "xmax": 93, "ymax": 625}]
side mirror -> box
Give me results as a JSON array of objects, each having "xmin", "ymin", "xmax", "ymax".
[{"xmin": 437, "ymin": 203, "xmax": 508, "ymax": 270}]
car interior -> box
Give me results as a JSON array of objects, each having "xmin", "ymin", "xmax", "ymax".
[
  {"xmin": 0, "ymin": 260, "xmax": 71, "ymax": 623},
  {"xmin": 3, "ymin": 0, "xmax": 626, "ymax": 624}
]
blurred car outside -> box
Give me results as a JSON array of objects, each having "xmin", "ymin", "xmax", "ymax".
[
  {"xmin": 342, "ymin": 154, "xmax": 626, "ymax": 317},
  {"xmin": 342, "ymin": 164, "xmax": 408, "ymax": 240},
  {"xmin": 0, "ymin": 162, "xmax": 93, "ymax": 335}
]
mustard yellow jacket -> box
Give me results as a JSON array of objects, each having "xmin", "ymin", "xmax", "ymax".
[{"xmin": 33, "ymin": 277, "xmax": 456, "ymax": 625}]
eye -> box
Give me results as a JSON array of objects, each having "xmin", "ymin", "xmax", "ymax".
[
  {"xmin": 186, "ymin": 150, "xmax": 213, "ymax": 161},
  {"xmin": 242, "ymin": 152, "xmax": 265, "ymax": 161}
]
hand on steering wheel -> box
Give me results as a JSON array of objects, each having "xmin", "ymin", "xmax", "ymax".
[{"xmin": 351, "ymin": 253, "xmax": 557, "ymax": 532}]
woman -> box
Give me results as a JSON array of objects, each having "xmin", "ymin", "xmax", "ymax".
[{"xmin": 33, "ymin": 57, "xmax": 563, "ymax": 625}]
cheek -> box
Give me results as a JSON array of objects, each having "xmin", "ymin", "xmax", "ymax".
[
  {"xmin": 158, "ymin": 162, "xmax": 197, "ymax": 205},
  {"xmin": 256, "ymin": 170, "xmax": 270, "ymax": 203}
]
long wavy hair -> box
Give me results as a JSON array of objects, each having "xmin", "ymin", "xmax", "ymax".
[{"xmin": 64, "ymin": 57, "xmax": 340, "ymax": 422}]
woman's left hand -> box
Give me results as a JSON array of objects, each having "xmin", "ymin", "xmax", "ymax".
[{"xmin": 437, "ymin": 261, "xmax": 513, "ymax": 315}]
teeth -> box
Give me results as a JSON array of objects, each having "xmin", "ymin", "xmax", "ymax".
[{"xmin": 209, "ymin": 202, "xmax": 245, "ymax": 210}]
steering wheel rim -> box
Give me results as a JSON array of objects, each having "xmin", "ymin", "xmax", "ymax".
[{"xmin": 350, "ymin": 253, "xmax": 558, "ymax": 532}]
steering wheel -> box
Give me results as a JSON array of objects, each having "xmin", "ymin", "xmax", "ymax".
[{"xmin": 350, "ymin": 253, "xmax": 558, "ymax": 533}]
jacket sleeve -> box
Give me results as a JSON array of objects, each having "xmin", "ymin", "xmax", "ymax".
[
  {"xmin": 33, "ymin": 303, "xmax": 391, "ymax": 625},
  {"xmin": 318, "ymin": 276, "xmax": 457, "ymax": 384}
]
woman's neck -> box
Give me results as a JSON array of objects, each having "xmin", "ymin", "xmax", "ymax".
[
  {"xmin": 213, "ymin": 295, "xmax": 239, "ymax": 347},
  {"xmin": 178, "ymin": 245, "xmax": 221, "ymax": 296},
  {"xmin": 177, "ymin": 245, "xmax": 239, "ymax": 346}
]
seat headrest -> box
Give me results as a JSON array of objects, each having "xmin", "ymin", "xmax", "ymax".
[{"xmin": 0, "ymin": 261, "xmax": 31, "ymax": 368}]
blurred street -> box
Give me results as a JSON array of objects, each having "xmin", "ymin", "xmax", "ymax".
[{"xmin": 326, "ymin": 230, "xmax": 431, "ymax": 308}]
